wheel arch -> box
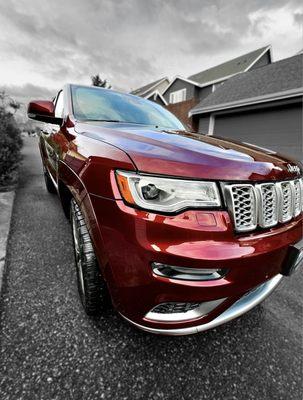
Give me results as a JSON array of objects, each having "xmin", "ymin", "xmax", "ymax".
[
  {"xmin": 57, "ymin": 163, "xmax": 111, "ymax": 281},
  {"xmin": 58, "ymin": 179, "xmax": 73, "ymax": 219}
]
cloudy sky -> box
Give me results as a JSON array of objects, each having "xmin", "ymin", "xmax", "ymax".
[{"xmin": 0, "ymin": 0, "xmax": 302, "ymax": 112}]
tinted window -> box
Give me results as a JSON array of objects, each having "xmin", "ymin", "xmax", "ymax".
[{"xmin": 71, "ymin": 85, "xmax": 185, "ymax": 130}]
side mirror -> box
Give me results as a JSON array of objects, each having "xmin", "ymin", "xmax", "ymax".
[{"xmin": 27, "ymin": 100, "xmax": 63, "ymax": 125}]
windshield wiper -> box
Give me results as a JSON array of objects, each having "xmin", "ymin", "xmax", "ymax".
[
  {"xmin": 82, "ymin": 119, "xmax": 123, "ymax": 123},
  {"xmin": 80, "ymin": 119, "xmax": 184, "ymax": 130}
]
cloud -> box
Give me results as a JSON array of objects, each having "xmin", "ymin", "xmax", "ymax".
[
  {"xmin": 0, "ymin": 83, "xmax": 56, "ymax": 106},
  {"xmin": 0, "ymin": 83, "xmax": 56, "ymax": 122},
  {"xmin": 293, "ymin": 11, "xmax": 303, "ymax": 24},
  {"xmin": 0, "ymin": 0, "xmax": 302, "ymax": 103}
]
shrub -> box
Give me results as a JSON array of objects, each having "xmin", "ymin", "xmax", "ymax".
[{"xmin": 0, "ymin": 92, "xmax": 22, "ymax": 188}]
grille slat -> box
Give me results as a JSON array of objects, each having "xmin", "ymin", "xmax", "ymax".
[
  {"xmin": 278, "ymin": 182, "xmax": 293, "ymax": 223},
  {"xmin": 225, "ymin": 184, "xmax": 257, "ymax": 232},
  {"xmin": 256, "ymin": 183, "xmax": 278, "ymax": 228},
  {"xmin": 225, "ymin": 178, "xmax": 302, "ymax": 232},
  {"xmin": 293, "ymin": 180, "xmax": 302, "ymax": 217}
]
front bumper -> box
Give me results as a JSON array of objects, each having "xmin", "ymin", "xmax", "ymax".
[
  {"xmin": 86, "ymin": 193, "xmax": 302, "ymax": 335},
  {"xmin": 120, "ymin": 274, "xmax": 283, "ymax": 335}
]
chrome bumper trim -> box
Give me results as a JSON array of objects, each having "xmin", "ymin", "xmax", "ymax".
[{"xmin": 120, "ymin": 274, "xmax": 283, "ymax": 336}]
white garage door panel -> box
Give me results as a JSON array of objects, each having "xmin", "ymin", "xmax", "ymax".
[{"xmin": 213, "ymin": 105, "xmax": 302, "ymax": 161}]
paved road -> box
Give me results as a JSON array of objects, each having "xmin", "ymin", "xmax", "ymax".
[{"xmin": 0, "ymin": 138, "xmax": 302, "ymax": 400}]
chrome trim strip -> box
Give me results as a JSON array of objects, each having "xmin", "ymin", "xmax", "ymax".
[
  {"xmin": 151, "ymin": 262, "xmax": 227, "ymax": 281},
  {"xmin": 120, "ymin": 274, "xmax": 283, "ymax": 336}
]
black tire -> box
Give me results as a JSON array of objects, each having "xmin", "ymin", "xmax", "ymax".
[
  {"xmin": 43, "ymin": 167, "xmax": 57, "ymax": 194},
  {"xmin": 70, "ymin": 198, "xmax": 107, "ymax": 315}
]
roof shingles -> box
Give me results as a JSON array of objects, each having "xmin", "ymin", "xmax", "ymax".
[
  {"xmin": 191, "ymin": 53, "xmax": 303, "ymax": 114},
  {"xmin": 188, "ymin": 46, "xmax": 270, "ymax": 85}
]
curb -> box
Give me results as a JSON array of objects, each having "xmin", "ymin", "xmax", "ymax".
[{"xmin": 0, "ymin": 191, "xmax": 15, "ymax": 294}]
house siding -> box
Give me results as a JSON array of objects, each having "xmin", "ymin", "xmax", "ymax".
[
  {"xmin": 250, "ymin": 51, "xmax": 271, "ymax": 70},
  {"xmin": 198, "ymin": 116, "xmax": 210, "ymax": 134},
  {"xmin": 156, "ymin": 79, "xmax": 170, "ymax": 94},
  {"xmin": 197, "ymin": 85, "xmax": 213, "ymax": 101},
  {"xmin": 152, "ymin": 95, "xmax": 166, "ymax": 106},
  {"xmin": 164, "ymin": 79, "xmax": 197, "ymax": 103}
]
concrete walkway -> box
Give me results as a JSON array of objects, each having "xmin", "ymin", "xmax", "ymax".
[{"xmin": 0, "ymin": 191, "xmax": 15, "ymax": 292}]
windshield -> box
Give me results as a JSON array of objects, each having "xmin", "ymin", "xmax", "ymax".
[{"xmin": 71, "ymin": 85, "xmax": 185, "ymax": 130}]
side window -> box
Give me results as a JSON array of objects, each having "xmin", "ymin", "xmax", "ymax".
[{"xmin": 54, "ymin": 91, "xmax": 64, "ymax": 118}]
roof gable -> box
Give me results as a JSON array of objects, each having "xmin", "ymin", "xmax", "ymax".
[
  {"xmin": 162, "ymin": 76, "xmax": 202, "ymax": 96},
  {"xmin": 130, "ymin": 77, "xmax": 169, "ymax": 96},
  {"xmin": 144, "ymin": 90, "xmax": 168, "ymax": 105},
  {"xmin": 162, "ymin": 46, "xmax": 272, "ymax": 97},
  {"xmin": 188, "ymin": 45, "xmax": 271, "ymax": 85},
  {"xmin": 190, "ymin": 54, "xmax": 303, "ymax": 115}
]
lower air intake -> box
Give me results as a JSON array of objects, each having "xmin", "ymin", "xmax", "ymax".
[
  {"xmin": 151, "ymin": 302, "xmax": 201, "ymax": 314},
  {"xmin": 145, "ymin": 298, "xmax": 227, "ymax": 322}
]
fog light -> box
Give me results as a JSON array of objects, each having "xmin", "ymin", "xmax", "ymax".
[
  {"xmin": 151, "ymin": 262, "xmax": 228, "ymax": 281},
  {"xmin": 145, "ymin": 299, "xmax": 227, "ymax": 322}
]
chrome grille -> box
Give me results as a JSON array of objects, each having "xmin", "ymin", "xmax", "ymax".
[
  {"xmin": 225, "ymin": 185, "xmax": 257, "ymax": 232},
  {"xmin": 225, "ymin": 178, "xmax": 302, "ymax": 232}
]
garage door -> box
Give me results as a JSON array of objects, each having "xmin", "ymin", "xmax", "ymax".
[{"xmin": 213, "ymin": 104, "xmax": 302, "ymax": 161}]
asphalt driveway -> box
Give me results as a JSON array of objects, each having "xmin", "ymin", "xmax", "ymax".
[{"xmin": 0, "ymin": 137, "xmax": 302, "ymax": 400}]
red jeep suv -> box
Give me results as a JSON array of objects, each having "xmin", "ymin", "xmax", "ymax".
[{"xmin": 28, "ymin": 84, "xmax": 303, "ymax": 335}]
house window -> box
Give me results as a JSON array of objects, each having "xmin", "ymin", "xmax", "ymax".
[{"xmin": 169, "ymin": 88, "xmax": 186, "ymax": 104}]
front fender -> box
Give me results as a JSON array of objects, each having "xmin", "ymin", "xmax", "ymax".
[{"xmin": 58, "ymin": 135, "xmax": 137, "ymax": 281}]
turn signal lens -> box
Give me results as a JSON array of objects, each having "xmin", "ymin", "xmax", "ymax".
[{"xmin": 116, "ymin": 173, "xmax": 135, "ymax": 205}]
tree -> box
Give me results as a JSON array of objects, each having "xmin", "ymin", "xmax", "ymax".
[
  {"xmin": 91, "ymin": 74, "xmax": 112, "ymax": 89},
  {"xmin": 0, "ymin": 91, "xmax": 20, "ymax": 116},
  {"xmin": 0, "ymin": 91, "xmax": 22, "ymax": 187}
]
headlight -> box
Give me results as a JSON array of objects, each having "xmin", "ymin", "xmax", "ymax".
[{"xmin": 115, "ymin": 170, "xmax": 221, "ymax": 212}]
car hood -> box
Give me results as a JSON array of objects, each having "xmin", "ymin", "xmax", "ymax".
[{"xmin": 75, "ymin": 122, "xmax": 302, "ymax": 181}]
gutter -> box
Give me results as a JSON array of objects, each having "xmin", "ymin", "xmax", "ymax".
[{"xmin": 162, "ymin": 73, "xmax": 238, "ymax": 97}]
